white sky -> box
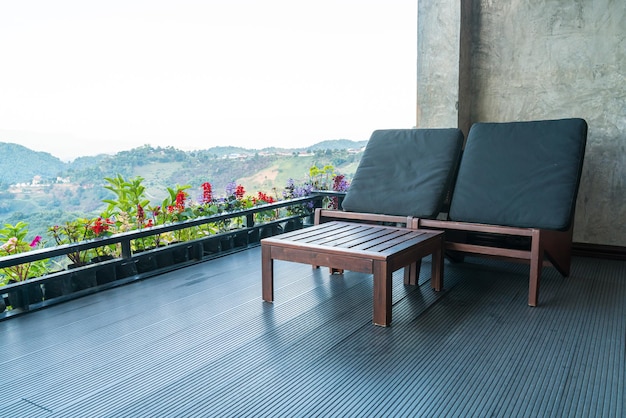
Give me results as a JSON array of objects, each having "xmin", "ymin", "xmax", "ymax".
[{"xmin": 0, "ymin": 0, "xmax": 417, "ymax": 161}]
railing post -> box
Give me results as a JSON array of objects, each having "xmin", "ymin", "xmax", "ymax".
[
  {"xmin": 192, "ymin": 242, "xmax": 203, "ymax": 261},
  {"xmin": 246, "ymin": 214, "xmax": 255, "ymax": 228},
  {"xmin": 121, "ymin": 239, "xmax": 132, "ymax": 259}
]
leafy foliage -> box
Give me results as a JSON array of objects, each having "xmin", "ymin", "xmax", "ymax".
[{"xmin": 0, "ymin": 141, "xmax": 364, "ymax": 238}]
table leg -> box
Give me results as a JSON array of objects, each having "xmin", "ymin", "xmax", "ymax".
[
  {"xmin": 403, "ymin": 260, "xmax": 422, "ymax": 286},
  {"xmin": 431, "ymin": 237, "xmax": 444, "ymax": 291},
  {"xmin": 261, "ymin": 244, "xmax": 274, "ymax": 302},
  {"xmin": 373, "ymin": 260, "xmax": 392, "ymax": 326}
]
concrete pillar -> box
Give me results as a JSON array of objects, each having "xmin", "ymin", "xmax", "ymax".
[{"xmin": 416, "ymin": 0, "xmax": 472, "ymax": 138}]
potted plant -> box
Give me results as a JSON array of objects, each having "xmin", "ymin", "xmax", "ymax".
[
  {"xmin": 0, "ymin": 222, "xmax": 48, "ymax": 309},
  {"xmin": 85, "ymin": 216, "xmax": 118, "ymax": 285},
  {"xmin": 48, "ymin": 218, "xmax": 92, "ymax": 268},
  {"xmin": 282, "ymin": 178, "xmax": 314, "ymax": 225}
]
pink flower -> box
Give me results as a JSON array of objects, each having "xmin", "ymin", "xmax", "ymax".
[
  {"xmin": 29, "ymin": 235, "xmax": 42, "ymax": 248},
  {"xmin": 1, "ymin": 237, "xmax": 18, "ymax": 252}
]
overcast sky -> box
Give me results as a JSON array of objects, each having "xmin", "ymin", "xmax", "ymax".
[{"xmin": 0, "ymin": 0, "xmax": 417, "ymax": 161}]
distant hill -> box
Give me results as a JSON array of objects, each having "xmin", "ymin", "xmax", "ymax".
[
  {"xmin": 203, "ymin": 139, "xmax": 368, "ymax": 158},
  {"xmin": 0, "ymin": 143, "xmax": 67, "ymax": 187},
  {"xmin": 305, "ymin": 139, "xmax": 367, "ymax": 151},
  {"xmin": 0, "ymin": 139, "xmax": 367, "ymax": 186}
]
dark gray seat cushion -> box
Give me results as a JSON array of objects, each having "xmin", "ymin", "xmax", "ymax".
[
  {"xmin": 342, "ymin": 128, "xmax": 464, "ymax": 218},
  {"xmin": 449, "ymin": 118, "xmax": 588, "ymax": 230}
]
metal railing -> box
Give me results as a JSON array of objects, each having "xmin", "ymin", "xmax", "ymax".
[{"xmin": 0, "ymin": 192, "xmax": 346, "ymax": 318}]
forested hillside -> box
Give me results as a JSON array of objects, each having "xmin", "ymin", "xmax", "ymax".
[{"xmin": 0, "ymin": 141, "xmax": 366, "ymax": 238}]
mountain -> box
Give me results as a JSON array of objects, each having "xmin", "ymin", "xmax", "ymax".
[
  {"xmin": 203, "ymin": 139, "xmax": 368, "ymax": 158},
  {"xmin": 304, "ymin": 139, "xmax": 367, "ymax": 151},
  {"xmin": 0, "ymin": 143, "xmax": 67, "ymax": 187},
  {"xmin": 0, "ymin": 139, "xmax": 367, "ymax": 186}
]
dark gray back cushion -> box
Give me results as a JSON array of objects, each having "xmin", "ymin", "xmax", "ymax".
[
  {"xmin": 449, "ymin": 118, "xmax": 588, "ymax": 230},
  {"xmin": 342, "ymin": 128, "xmax": 464, "ymax": 218}
]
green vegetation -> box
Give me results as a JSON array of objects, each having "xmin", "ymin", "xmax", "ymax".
[{"xmin": 0, "ymin": 141, "xmax": 365, "ymax": 238}]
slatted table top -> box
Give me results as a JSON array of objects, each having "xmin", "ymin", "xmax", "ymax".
[{"xmin": 261, "ymin": 221, "xmax": 443, "ymax": 260}]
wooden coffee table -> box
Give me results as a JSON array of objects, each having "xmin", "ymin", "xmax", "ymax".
[{"xmin": 261, "ymin": 221, "xmax": 444, "ymax": 326}]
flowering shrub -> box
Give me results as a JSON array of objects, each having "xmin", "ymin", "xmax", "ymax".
[
  {"xmin": 89, "ymin": 217, "xmax": 115, "ymax": 237},
  {"xmin": 253, "ymin": 191, "xmax": 279, "ymax": 223},
  {"xmin": 2, "ymin": 168, "xmax": 351, "ymax": 284},
  {"xmin": 327, "ymin": 174, "xmax": 350, "ymax": 209},
  {"xmin": 161, "ymin": 185, "xmax": 195, "ymax": 242},
  {"xmin": 282, "ymin": 178, "xmax": 314, "ymax": 215},
  {"xmin": 87, "ymin": 217, "xmax": 117, "ymax": 258},
  {"xmin": 48, "ymin": 218, "xmax": 92, "ymax": 267},
  {"xmin": 1, "ymin": 222, "xmax": 48, "ymax": 284},
  {"xmin": 306, "ymin": 165, "xmax": 350, "ymax": 209}
]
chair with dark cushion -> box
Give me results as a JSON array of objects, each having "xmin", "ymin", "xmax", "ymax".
[
  {"xmin": 315, "ymin": 128, "xmax": 464, "ymax": 280},
  {"xmin": 420, "ymin": 118, "xmax": 588, "ymax": 306},
  {"xmin": 341, "ymin": 128, "xmax": 464, "ymax": 218}
]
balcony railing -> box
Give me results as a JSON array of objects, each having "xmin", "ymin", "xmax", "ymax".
[{"xmin": 0, "ymin": 192, "xmax": 346, "ymax": 319}]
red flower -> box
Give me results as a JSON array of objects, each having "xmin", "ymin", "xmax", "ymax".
[
  {"xmin": 235, "ymin": 185, "xmax": 245, "ymax": 199},
  {"xmin": 137, "ymin": 204, "xmax": 145, "ymax": 225},
  {"xmin": 201, "ymin": 182, "xmax": 213, "ymax": 204},
  {"xmin": 146, "ymin": 219, "xmax": 154, "ymax": 227},
  {"xmin": 90, "ymin": 217, "xmax": 112, "ymax": 237},
  {"xmin": 256, "ymin": 191, "xmax": 275, "ymax": 204},
  {"xmin": 175, "ymin": 190, "xmax": 187, "ymax": 212}
]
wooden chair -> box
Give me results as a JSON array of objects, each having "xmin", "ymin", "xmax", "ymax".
[
  {"xmin": 321, "ymin": 118, "xmax": 588, "ymax": 306},
  {"xmin": 418, "ymin": 118, "xmax": 588, "ymax": 306},
  {"xmin": 317, "ymin": 127, "xmax": 465, "ymax": 279}
]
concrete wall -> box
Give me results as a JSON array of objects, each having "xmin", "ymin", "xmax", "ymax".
[
  {"xmin": 416, "ymin": 1, "xmax": 461, "ymax": 129},
  {"xmin": 417, "ymin": 0, "xmax": 626, "ymax": 246}
]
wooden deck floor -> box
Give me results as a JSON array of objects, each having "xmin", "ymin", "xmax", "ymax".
[{"xmin": 1, "ymin": 247, "xmax": 624, "ymax": 417}]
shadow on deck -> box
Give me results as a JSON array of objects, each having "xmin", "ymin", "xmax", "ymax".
[{"xmin": 1, "ymin": 247, "xmax": 624, "ymax": 416}]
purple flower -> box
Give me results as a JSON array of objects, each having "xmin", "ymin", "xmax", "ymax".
[{"xmin": 225, "ymin": 181, "xmax": 237, "ymax": 197}]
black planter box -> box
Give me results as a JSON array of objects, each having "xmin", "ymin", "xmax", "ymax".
[
  {"xmin": 44, "ymin": 275, "xmax": 72, "ymax": 300},
  {"xmin": 135, "ymin": 253, "xmax": 158, "ymax": 274},
  {"xmin": 71, "ymin": 269, "xmax": 97, "ymax": 292},
  {"xmin": 6, "ymin": 282, "xmax": 44, "ymax": 310}
]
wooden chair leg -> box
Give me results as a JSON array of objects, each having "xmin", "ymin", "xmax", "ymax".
[
  {"xmin": 542, "ymin": 227, "xmax": 573, "ymax": 277},
  {"xmin": 528, "ymin": 230, "xmax": 543, "ymax": 307}
]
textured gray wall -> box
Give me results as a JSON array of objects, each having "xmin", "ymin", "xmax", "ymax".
[
  {"xmin": 416, "ymin": 0, "xmax": 460, "ymax": 129},
  {"xmin": 417, "ymin": 0, "xmax": 626, "ymax": 246}
]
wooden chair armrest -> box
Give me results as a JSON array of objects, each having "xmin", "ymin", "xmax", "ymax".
[{"xmin": 315, "ymin": 209, "xmax": 414, "ymax": 228}]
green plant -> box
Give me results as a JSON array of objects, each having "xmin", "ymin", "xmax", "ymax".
[
  {"xmin": 160, "ymin": 185, "xmax": 195, "ymax": 241},
  {"xmin": 102, "ymin": 174, "xmax": 150, "ymax": 220},
  {"xmin": 0, "ymin": 222, "xmax": 49, "ymax": 284},
  {"xmin": 308, "ymin": 165, "xmax": 349, "ymax": 209},
  {"xmin": 48, "ymin": 218, "xmax": 92, "ymax": 267},
  {"xmin": 308, "ymin": 165, "xmax": 336, "ymax": 190}
]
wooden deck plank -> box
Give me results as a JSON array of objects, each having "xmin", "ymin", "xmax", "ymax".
[{"xmin": 0, "ymin": 248, "xmax": 624, "ymax": 417}]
